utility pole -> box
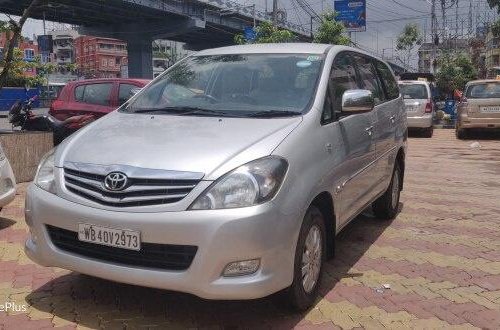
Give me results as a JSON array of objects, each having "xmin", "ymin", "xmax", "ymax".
[
  {"xmin": 431, "ymin": 0, "xmax": 438, "ymax": 74},
  {"xmin": 272, "ymin": 0, "xmax": 278, "ymax": 24}
]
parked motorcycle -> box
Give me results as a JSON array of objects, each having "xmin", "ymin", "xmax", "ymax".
[{"xmin": 9, "ymin": 91, "xmax": 94, "ymax": 145}]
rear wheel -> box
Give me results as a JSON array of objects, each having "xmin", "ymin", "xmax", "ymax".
[
  {"xmin": 372, "ymin": 163, "xmax": 401, "ymax": 220},
  {"xmin": 287, "ymin": 205, "xmax": 326, "ymax": 311},
  {"xmin": 423, "ymin": 126, "xmax": 433, "ymax": 138}
]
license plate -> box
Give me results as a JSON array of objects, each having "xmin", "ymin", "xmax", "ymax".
[
  {"xmin": 78, "ymin": 224, "xmax": 141, "ymax": 251},
  {"xmin": 480, "ymin": 106, "xmax": 500, "ymax": 113},
  {"xmin": 405, "ymin": 105, "xmax": 418, "ymax": 112}
]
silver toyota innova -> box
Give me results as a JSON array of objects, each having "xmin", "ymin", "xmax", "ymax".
[{"xmin": 25, "ymin": 44, "xmax": 407, "ymax": 310}]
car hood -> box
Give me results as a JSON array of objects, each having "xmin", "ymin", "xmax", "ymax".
[{"xmin": 57, "ymin": 111, "xmax": 302, "ymax": 180}]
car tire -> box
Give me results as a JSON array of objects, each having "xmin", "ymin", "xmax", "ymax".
[
  {"xmin": 456, "ymin": 128, "xmax": 467, "ymax": 140},
  {"xmin": 53, "ymin": 133, "xmax": 65, "ymax": 146},
  {"xmin": 423, "ymin": 126, "xmax": 433, "ymax": 138},
  {"xmin": 372, "ymin": 162, "xmax": 401, "ymax": 220},
  {"xmin": 287, "ymin": 205, "xmax": 326, "ymax": 311}
]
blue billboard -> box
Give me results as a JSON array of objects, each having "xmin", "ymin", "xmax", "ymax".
[{"xmin": 334, "ymin": 0, "xmax": 366, "ymax": 32}]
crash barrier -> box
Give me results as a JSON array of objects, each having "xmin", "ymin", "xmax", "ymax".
[{"xmin": 0, "ymin": 131, "xmax": 53, "ymax": 182}]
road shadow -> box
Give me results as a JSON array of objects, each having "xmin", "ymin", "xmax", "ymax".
[
  {"xmin": 461, "ymin": 130, "xmax": 500, "ymax": 141},
  {"xmin": 25, "ymin": 205, "xmax": 399, "ymax": 329},
  {"xmin": 407, "ymin": 128, "xmax": 433, "ymax": 138},
  {"xmin": 0, "ymin": 217, "xmax": 16, "ymax": 230}
]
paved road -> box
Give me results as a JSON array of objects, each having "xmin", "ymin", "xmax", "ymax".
[{"xmin": 1, "ymin": 130, "xmax": 500, "ymax": 329}]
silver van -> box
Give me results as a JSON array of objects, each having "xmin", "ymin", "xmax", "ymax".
[
  {"xmin": 398, "ymin": 80, "xmax": 434, "ymax": 137},
  {"xmin": 25, "ymin": 44, "xmax": 407, "ymax": 310}
]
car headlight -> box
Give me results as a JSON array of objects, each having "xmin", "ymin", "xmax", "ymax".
[
  {"xmin": 190, "ymin": 156, "xmax": 288, "ymax": 210},
  {"xmin": 35, "ymin": 149, "xmax": 56, "ymax": 194}
]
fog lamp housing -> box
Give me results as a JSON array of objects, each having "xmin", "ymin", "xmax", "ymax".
[{"xmin": 222, "ymin": 259, "xmax": 260, "ymax": 277}]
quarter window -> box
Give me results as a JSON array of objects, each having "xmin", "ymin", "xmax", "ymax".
[
  {"xmin": 74, "ymin": 83, "xmax": 112, "ymax": 105},
  {"xmin": 118, "ymin": 83, "xmax": 138, "ymax": 105}
]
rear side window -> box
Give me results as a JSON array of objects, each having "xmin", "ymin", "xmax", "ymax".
[
  {"xmin": 466, "ymin": 83, "xmax": 500, "ymax": 98},
  {"xmin": 399, "ymin": 84, "xmax": 429, "ymax": 99},
  {"xmin": 375, "ymin": 61, "xmax": 400, "ymax": 100},
  {"xmin": 352, "ymin": 54, "xmax": 385, "ymax": 104},
  {"xmin": 118, "ymin": 83, "xmax": 138, "ymax": 105},
  {"xmin": 74, "ymin": 83, "xmax": 113, "ymax": 105}
]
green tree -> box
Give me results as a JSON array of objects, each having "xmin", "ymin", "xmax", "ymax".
[
  {"xmin": 435, "ymin": 53, "xmax": 477, "ymax": 95},
  {"xmin": 234, "ymin": 21, "xmax": 296, "ymax": 44},
  {"xmin": 487, "ymin": 0, "xmax": 500, "ymax": 12},
  {"xmin": 0, "ymin": 49, "xmax": 51, "ymax": 87},
  {"xmin": 0, "ymin": 0, "xmax": 43, "ymax": 90},
  {"xmin": 313, "ymin": 11, "xmax": 350, "ymax": 45},
  {"xmin": 396, "ymin": 23, "xmax": 422, "ymax": 70}
]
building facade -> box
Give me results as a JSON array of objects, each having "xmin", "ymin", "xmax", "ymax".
[
  {"xmin": 485, "ymin": 30, "xmax": 500, "ymax": 77},
  {"xmin": 75, "ymin": 36, "xmax": 128, "ymax": 78},
  {"xmin": 0, "ymin": 33, "xmax": 39, "ymax": 77},
  {"xmin": 417, "ymin": 39, "xmax": 471, "ymax": 73}
]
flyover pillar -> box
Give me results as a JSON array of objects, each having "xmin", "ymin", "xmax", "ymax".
[{"xmin": 126, "ymin": 36, "xmax": 153, "ymax": 79}]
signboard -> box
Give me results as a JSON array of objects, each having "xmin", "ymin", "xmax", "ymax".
[
  {"xmin": 334, "ymin": 0, "xmax": 366, "ymax": 32},
  {"xmin": 244, "ymin": 27, "xmax": 257, "ymax": 42},
  {"xmin": 37, "ymin": 35, "xmax": 53, "ymax": 53}
]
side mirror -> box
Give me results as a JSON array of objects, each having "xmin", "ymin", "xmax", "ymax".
[{"xmin": 341, "ymin": 89, "xmax": 374, "ymax": 114}]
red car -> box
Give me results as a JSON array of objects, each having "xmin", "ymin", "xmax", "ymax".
[{"xmin": 49, "ymin": 78, "xmax": 149, "ymax": 143}]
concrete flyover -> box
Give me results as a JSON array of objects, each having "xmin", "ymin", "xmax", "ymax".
[{"xmin": 0, "ymin": 0, "xmax": 310, "ymax": 78}]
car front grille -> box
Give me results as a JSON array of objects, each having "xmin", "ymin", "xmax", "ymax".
[
  {"xmin": 63, "ymin": 167, "xmax": 200, "ymax": 207},
  {"xmin": 47, "ymin": 225, "xmax": 198, "ymax": 271}
]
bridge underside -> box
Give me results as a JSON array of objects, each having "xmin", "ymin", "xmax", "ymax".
[{"xmin": 0, "ymin": 0, "xmax": 270, "ymax": 77}]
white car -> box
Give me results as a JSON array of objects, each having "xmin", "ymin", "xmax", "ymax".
[
  {"xmin": 399, "ymin": 80, "xmax": 434, "ymax": 137},
  {"xmin": 0, "ymin": 143, "xmax": 16, "ymax": 209}
]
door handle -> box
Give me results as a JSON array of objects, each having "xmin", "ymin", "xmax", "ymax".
[
  {"xmin": 365, "ymin": 126, "xmax": 374, "ymax": 135},
  {"xmin": 389, "ymin": 115, "xmax": 396, "ymax": 124}
]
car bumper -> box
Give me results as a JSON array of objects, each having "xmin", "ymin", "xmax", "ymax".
[
  {"xmin": 0, "ymin": 158, "xmax": 16, "ymax": 208},
  {"xmin": 24, "ymin": 184, "xmax": 299, "ymax": 300},
  {"xmin": 458, "ymin": 114, "xmax": 500, "ymax": 129},
  {"xmin": 407, "ymin": 115, "xmax": 433, "ymax": 128}
]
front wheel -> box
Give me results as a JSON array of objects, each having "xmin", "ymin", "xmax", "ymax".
[
  {"xmin": 287, "ymin": 205, "xmax": 326, "ymax": 311},
  {"xmin": 372, "ymin": 162, "xmax": 401, "ymax": 220},
  {"xmin": 456, "ymin": 127, "xmax": 468, "ymax": 140}
]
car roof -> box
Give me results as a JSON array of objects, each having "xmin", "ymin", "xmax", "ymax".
[
  {"xmin": 195, "ymin": 43, "xmax": 334, "ymax": 56},
  {"xmin": 466, "ymin": 79, "xmax": 500, "ymax": 85},
  {"xmin": 69, "ymin": 78, "xmax": 150, "ymax": 86},
  {"xmin": 398, "ymin": 80, "xmax": 430, "ymax": 86}
]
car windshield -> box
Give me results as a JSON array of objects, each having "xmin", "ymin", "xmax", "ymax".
[
  {"xmin": 399, "ymin": 84, "xmax": 428, "ymax": 99},
  {"xmin": 466, "ymin": 83, "xmax": 500, "ymax": 99},
  {"xmin": 123, "ymin": 53, "xmax": 324, "ymax": 117}
]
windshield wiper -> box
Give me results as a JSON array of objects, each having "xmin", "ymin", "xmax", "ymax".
[
  {"xmin": 247, "ymin": 110, "xmax": 302, "ymax": 118},
  {"xmin": 131, "ymin": 106, "xmax": 206, "ymax": 114}
]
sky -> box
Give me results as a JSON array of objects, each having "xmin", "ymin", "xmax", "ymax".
[{"xmin": 3, "ymin": 0, "xmax": 499, "ymax": 68}]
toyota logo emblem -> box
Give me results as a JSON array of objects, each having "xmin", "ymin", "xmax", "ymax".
[{"xmin": 103, "ymin": 172, "xmax": 128, "ymax": 191}]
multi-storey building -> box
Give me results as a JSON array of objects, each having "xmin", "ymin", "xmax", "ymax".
[
  {"xmin": 485, "ymin": 30, "xmax": 500, "ymax": 77},
  {"xmin": 75, "ymin": 36, "xmax": 128, "ymax": 78},
  {"xmin": 417, "ymin": 38, "xmax": 470, "ymax": 73},
  {"xmin": 0, "ymin": 32, "xmax": 38, "ymax": 77}
]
